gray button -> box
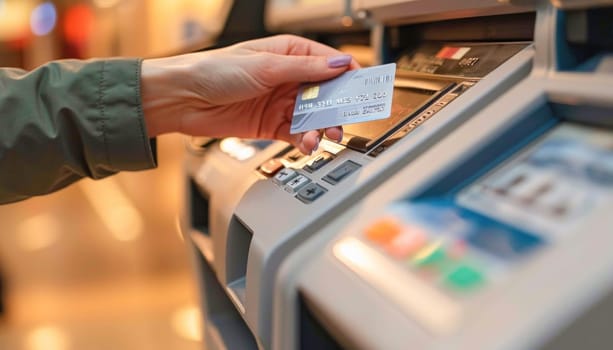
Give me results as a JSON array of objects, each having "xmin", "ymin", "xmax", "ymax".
[
  {"xmin": 273, "ymin": 168, "xmax": 298, "ymax": 186},
  {"xmin": 323, "ymin": 160, "xmax": 361, "ymax": 185},
  {"xmin": 296, "ymin": 183, "xmax": 327, "ymax": 203},
  {"xmin": 284, "ymin": 175, "xmax": 311, "ymax": 193}
]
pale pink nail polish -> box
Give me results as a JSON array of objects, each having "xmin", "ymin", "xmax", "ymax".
[{"xmin": 327, "ymin": 54, "xmax": 352, "ymax": 68}]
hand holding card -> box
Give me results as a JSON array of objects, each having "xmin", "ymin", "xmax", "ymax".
[{"xmin": 290, "ymin": 63, "xmax": 396, "ymax": 134}]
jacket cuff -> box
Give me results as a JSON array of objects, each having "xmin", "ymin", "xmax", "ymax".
[{"xmin": 95, "ymin": 58, "xmax": 157, "ymax": 172}]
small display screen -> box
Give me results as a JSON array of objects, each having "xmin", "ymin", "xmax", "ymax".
[
  {"xmin": 458, "ymin": 123, "xmax": 613, "ymax": 239},
  {"xmin": 341, "ymin": 86, "xmax": 438, "ymax": 150}
]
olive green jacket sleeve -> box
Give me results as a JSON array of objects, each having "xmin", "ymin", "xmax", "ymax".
[{"xmin": 0, "ymin": 58, "xmax": 157, "ymax": 204}]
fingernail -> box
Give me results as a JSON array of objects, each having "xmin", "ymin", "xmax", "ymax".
[
  {"xmin": 313, "ymin": 137, "xmax": 320, "ymax": 153},
  {"xmin": 337, "ymin": 130, "xmax": 344, "ymax": 143},
  {"xmin": 327, "ymin": 54, "xmax": 352, "ymax": 68}
]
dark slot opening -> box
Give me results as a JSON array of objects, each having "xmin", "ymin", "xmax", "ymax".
[
  {"xmin": 193, "ymin": 245, "xmax": 258, "ymax": 349},
  {"xmin": 226, "ymin": 216, "xmax": 253, "ymax": 284},
  {"xmin": 299, "ymin": 293, "xmax": 346, "ymax": 350},
  {"xmin": 189, "ymin": 178, "xmax": 210, "ymax": 235},
  {"xmin": 560, "ymin": 7, "xmax": 613, "ymax": 72},
  {"xmin": 386, "ymin": 12, "xmax": 535, "ymax": 60}
]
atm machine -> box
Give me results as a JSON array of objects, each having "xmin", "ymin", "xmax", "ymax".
[
  {"xmin": 182, "ymin": 1, "xmax": 540, "ymax": 349},
  {"xmin": 272, "ymin": 1, "xmax": 613, "ymax": 349}
]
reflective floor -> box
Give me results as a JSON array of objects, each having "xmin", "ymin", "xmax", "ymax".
[{"xmin": 0, "ymin": 135, "xmax": 203, "ymax": 350}]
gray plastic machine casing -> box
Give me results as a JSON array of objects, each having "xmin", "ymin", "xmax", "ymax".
[
  {"xmin": 229, "ymin": 7, "xmax": 534, "ymax": 350},
  {"xmin": 272, "ymin": 1, "xmax": 613, "ymax": 349}
]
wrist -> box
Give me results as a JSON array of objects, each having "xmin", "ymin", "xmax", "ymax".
[{"xmin": 140, "ymin": 57, "xmax": 195, "ymax": 137}]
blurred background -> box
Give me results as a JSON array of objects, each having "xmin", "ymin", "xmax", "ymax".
[{"xmin": 0, "ymin": 0, "xmax": 243, "ymax": 349}]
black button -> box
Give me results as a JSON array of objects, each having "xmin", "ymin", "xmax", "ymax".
[
  {"xmin": 323, "ymin": 160, "xmax": 361, "ymax": 185},
  {"xmin": 285, "ymin": 149, "xmax": 304, "ymax": 162},
  {"xmin": 303, "ymin": 152, "xmax": 334, "ymax": 173},
  {"xmin": 296, "ymin": 183, "xmax": 327, "ymax": 203}
]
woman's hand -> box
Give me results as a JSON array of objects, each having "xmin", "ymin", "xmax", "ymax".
[{"xmin": 141, "ymin": 34, "xmax": 359, "ymax": 154}]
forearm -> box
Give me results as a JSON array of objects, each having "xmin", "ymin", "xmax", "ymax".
[{"xmin": 0, "ymin": 58, "xmax": 156, "ymax": 204}]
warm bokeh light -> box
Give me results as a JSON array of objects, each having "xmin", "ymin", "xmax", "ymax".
[
  {"xmin": 219, "ymin": 138, "xmax": 256, "ymax": 161},
  {"xmin": 170, "ymin": 305, "xmax": 203, "ymax": 342},
  {"xmin": 16, "ymin": 213, "xmax": 62, "ymax": 252},
  {"xmin": 79, "ymin": 178, "xmax": 145, "ymax": 242},
  {"xmin": 25, "ymin": 326, "xmax": 70, "ymax": 350},
  {"xmin": 146, "ymin": 0, "xmax": 233, "ymax": 55},
  {"xmin": 0, "ymin": 1, "xmax": 31, "ymax": 41},
  {"xmin": 63, "ymin": 4, "xmax": 94, "ymax": 46},
  {"xmin": 30, "ymin": 1, "xmax": 57, "ymax": 36},
  {"xmin": 341, "ymin": 15, "xmax": 353, "ymax": 27}
]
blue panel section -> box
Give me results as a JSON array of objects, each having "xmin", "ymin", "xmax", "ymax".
[
  {"xmin": 399, "ymin": 199, "xmax": 544, "ymax": 261},
  {"xmin": 464, "ymin": 219, "xmax": 544, "ymax": 260},
  {"xmin": 555, "ymin": 10, "xmax": 577, "ymax": 71},
  {"xmin": 412, "ymin": 103, "xmax": 558, "ymax": 199}
]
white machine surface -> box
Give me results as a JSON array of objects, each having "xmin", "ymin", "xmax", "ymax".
[
  {"xmin": 273, "ymin": 1, "xmax": 613, "ymax": 349},
  {"xmin": 181, "ymin": 1, "xmax": 551, "ymax": 349}
]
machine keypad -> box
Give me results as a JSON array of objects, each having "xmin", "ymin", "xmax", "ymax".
[{"xmin": 363, "ymin": 214, "xmax": 486, "ymax": 293}]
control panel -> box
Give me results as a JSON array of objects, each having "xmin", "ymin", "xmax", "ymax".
[{"xmin": 356, "ymin": 123, "xmax": 613, "ymax": 301}]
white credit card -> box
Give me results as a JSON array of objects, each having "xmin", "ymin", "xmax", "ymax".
[{"xmin": 290, "ymin": 63, "xmax": 396, "ymax": 134}]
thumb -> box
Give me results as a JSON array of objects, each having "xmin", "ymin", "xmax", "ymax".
[{"xmin": 263, "ymin": 54, "xmax": 354, "ymax": 85}]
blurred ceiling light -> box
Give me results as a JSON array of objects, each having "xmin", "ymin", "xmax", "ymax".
[
  {"xmin": 30, "ymin": 1, "xmax": 57, "ymax": 36},
  {"xmin": 92, "ymin": 0, "xmax": 121, "ymax": 9},
  {"xmin": 79, "ymin": 178, "xmax": 144, "ymax": 242},
  {"xmin": 170, "ymin": 305, "xmax": 203, "ymax": 342},
  {"xmin": 25, "ymin": 325, "xmax": 70, "ymax": 350},
  {"xmin": 17, "ymin": 213, "xmax": 61, "ymax": 252}
]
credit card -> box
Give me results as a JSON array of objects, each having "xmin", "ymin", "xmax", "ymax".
[{"xmin": 290, "ymin": 63, "xmax": 396, "ymax": 134}]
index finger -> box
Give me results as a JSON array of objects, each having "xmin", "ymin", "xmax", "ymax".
[{"xmin": 240, "ymin": 35, "xmax": 361, "ymax": 69}]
